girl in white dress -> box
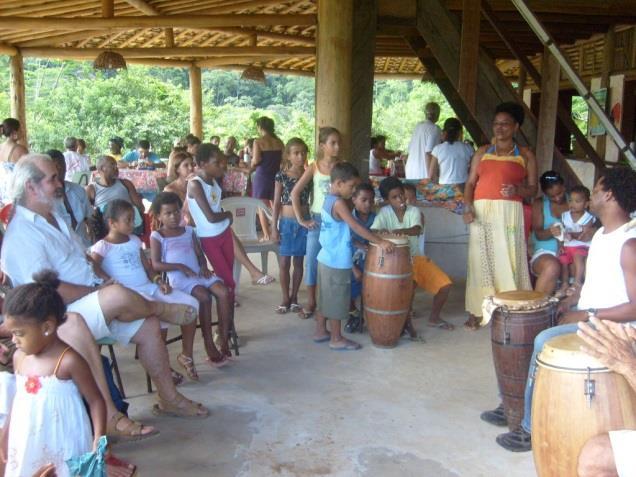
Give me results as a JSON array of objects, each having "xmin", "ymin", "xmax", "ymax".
[
  {"xmin": 1, "ymin": 271, "xmax": 106, "ymax": 477},
  {"xmin": 90, "ymin": 200, "xmax": 199, "ymax": 381},
  {"xmin": 150, "ymin": 192, "xmax": 233, "ymax": 370}
]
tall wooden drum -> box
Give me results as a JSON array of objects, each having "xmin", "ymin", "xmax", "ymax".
[
  {"xmin": 532, "ymin": 333, "xmax": 636, "ymax": 477},
  {"xmin": 487, "ymin": 290, "xmax": 556, "ymax": 431},
  {"xmin": 363, "ymin": 235, "xmax": 413, "ymax": 348}
]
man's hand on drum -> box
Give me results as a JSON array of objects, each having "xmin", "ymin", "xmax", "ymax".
[
  {"xmin": 559, "ymin": 309, "xmax": 588, "ymax": 324},
  {"xmin": 577, "ymin": 318, "xmax": 636, "ymax": 377}
]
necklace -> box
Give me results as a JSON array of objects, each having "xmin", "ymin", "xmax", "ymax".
[{"xmin": 494, "ymin": 143, "xmax": 515, "ymax": 156}]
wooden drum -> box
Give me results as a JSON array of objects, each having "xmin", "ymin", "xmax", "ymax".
[
  {"xmin": 363, "ymin": 235, "xmax": 413, "ymax": 348},
  {"xmin": 532, "ymin": 333, "xmax": 636, "ymax": 477},
  {"xmin": 487, "ymin": 290, "xmax": 556, "ymax": 431}
]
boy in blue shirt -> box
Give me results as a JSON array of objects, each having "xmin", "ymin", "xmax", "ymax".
[
  {"xmin": 347, "ymin": 182, "xmax": 376, "ymax": 332},
  {"xmin": 315, "ymin": 163, "xmax": 394, "ymax": 351}
]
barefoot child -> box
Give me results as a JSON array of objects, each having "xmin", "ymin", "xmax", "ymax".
[
  {"xmin": 372, "ymin": 177, "xmax": 453, "ymax": 335},
  {"xmin": 314, "ymin": 162, "xmax": 394, "ymax": 351},
  {"xmin": 556, "ymin": 185, "xmax": 595, "ymax": 296},
  {"xmin": 90, "ymin": 200, "xmax": 199, "ymax": 376},
  {"xmin": 1, "ymin": 271, "xmax": 106, "ymax": 477},
  {"xmin": 150, "ymin": 192, "xmax": 233, "ymax": 369},
  {"xmin": 271, "ymin": 138, "xmax": 311, "ymax": 314},
  {"xmin": 347, "ymin": 182, "xmax": 377, "ymax": 331},
  {"xmin": 291, "ymin": 127, "xmax": 341, "ymax": 319}
]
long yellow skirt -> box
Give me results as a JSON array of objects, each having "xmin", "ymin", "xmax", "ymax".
[{"xmin": 465, "ymin": 199, "xmax": 531, "ymax": 316}]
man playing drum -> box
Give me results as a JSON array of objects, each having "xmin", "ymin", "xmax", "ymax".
[
  {"xmin": 492, "ymin": 166, "xmax": 636, "ymax": 452},
  {"xmin": 577, "ymin": 318, "xmax": 636, "ymax": 477}
]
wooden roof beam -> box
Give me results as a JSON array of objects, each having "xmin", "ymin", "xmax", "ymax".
[
  {"xmin": 16, "ymin": 30, "xmax": 115, "ymax": 48},
  {"xmin": 123, "ymin": 0, "xmax": 161, "ymax": 16},
  {"xmin": 0, "ymin": 15, "xmax": 316, "ymax": 30},
  {"xmin": 20, "ymin": 46, "xmax": 315, "ymax": 59}
]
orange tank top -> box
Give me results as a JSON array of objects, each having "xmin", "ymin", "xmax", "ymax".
[{"xmin": 474, "ymin": 144, "xmax": 526, "ymax": 202}]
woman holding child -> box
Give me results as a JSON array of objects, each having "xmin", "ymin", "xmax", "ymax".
[{"xmin": 463, "ymin": 102, "xmax": 537, "ymax": 330}]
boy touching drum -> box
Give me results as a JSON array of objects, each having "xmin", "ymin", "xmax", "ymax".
[
  {"xmin": 313, "ymin": 162, "xmax": 394, "ymax": 351},
  {"xmin": 372, "ymin": 177, "xmax": 454, "ymax": 336}
]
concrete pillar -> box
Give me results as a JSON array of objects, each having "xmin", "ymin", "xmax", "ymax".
[
  {"xmin": 9, "ymin": 50, "xmax": 27, "ymax": 145},
  {"xmin": 189, "ymin": 65, "xmax": 203, "ymax": 139}
]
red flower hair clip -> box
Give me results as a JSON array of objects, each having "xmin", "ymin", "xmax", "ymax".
[{"xmin": 25, "ymin": 376, "xmax": 41, "ymax": 395}]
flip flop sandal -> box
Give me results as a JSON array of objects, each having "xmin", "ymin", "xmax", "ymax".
[
  {"xmin": 206, "ymin": 355, "xmax": 229, "ymax": 368},
  {"xmin": 312, "ymin": 335, "xmax": 330, "ymax": 343},
  {"xmin": 152, "ymin": 393, "xmax": 209, "ymax": 419},
  {"xmin": 427, "ymin": 320, "xmax": 454, "ymax": 330},
  {"xmin": 275, "ymin": 305, "xmax": 289, "ymax": 314},
  {"xmin": 106, "ymin": 454, "xmax": 138, "ymax": 477},
  {"xmin": 106, "ymin": 412, "xmax": 160, "ymax": 444},
  {"xmin": 329, "ymin": 341, "xmax": 362, "ymax": 351},
  {"xmin": 254, "ymin": 275, "xmax": 275, "ymax": 285},
  {"xmin": 298, "ymin": 307, "xmax": 315, "ymax": 319},
  {"xmin": 289, "ymin": 303, "xmax": 302, "ymax": 313},
  {"xmin": 177, "ymin": 353, "xmax": 199, "ymax": 381}
]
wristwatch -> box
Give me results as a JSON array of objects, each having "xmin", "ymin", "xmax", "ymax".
[{"xmin": 587, "ymin": 308, "xmax": 598, "ymax": 320}]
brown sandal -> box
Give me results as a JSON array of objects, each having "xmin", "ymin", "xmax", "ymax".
[
  {"xmin": 107, "ymin": 412, "xmax": 159, "ymax": 444},
  {"xmin": 463, "ymin": 315, "xmax": 481, "ymax": 331},
  {"xmin": 152, "ymin": 392, "xmax": 209, "ymax": 419},
  {"xmin": 177, "ymin": 353, "xmax": 199, "ymax": 381}
]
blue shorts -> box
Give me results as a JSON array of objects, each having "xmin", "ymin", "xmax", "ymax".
[
  {"xmin": 351, "ymin": 257, "xmax": 366, "ymax": 299},
  {"xmin": 278, "ymin": 217, "xmax": 307, "ymax": 257},
  {"xmin": 305, "ymin": 213, "xmax": 322, "ymax": 286}
]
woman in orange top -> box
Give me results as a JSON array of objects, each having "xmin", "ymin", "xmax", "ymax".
[{"xmin": 462, "ymin": 102, "xmax": 537, "ymax": 330}]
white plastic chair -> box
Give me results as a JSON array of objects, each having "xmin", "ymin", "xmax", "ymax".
[{"xmin": 221, "ymin": 197, "xmax": 279, "ymax": 279}]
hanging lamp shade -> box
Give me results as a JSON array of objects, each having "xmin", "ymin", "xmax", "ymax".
[
  {"xmin": 240, "ymin": 65, "xmax": 266, "ymax": 83},
  {"xmin": 93, "ymin": 51, "xmax": 127, "ymax": 70}
]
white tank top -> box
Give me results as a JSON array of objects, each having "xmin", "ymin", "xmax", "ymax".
[
  {"xmin": 186, "ymin": 176, "xmax": 230, "ymax": 238},
  {"xmin": 561, "ymin": 210, "xmax": 595, "ymax": 248},
  {"xmin": 578, "ymin": 223, "xmax": 636, "ymax": 310}
]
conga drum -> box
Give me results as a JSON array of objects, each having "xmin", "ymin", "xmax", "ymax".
[
  {"xmin": 363, "ymin": 235, "xmax": 413, "ymax": 348},
  {"xmin": 532, "ymin": 333, "xmax": 636, "ymax": 477},
  {"xmin": 486, "ymin": 290, "xmax": 556, "ymax": 431}
]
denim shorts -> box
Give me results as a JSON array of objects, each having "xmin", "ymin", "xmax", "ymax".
[
  {"xmin": 278, "ymin": 217, "xmax": 308, "ymax": 257},
  {"xmin": 305, "ymin": 213, "xmax": 322, "ymax": 286}
]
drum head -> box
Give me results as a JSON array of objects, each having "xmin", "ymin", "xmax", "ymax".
[
  {"xmin": 493, "ymin": 290, "xmax": 549, "ymax": 310},
  {"xmin": 370, "ymin": 234, "xmax": 409, "ymax": 246},
  {"xmin": 537, "ymin": 333, "xmax": 606, "ymax": 372}
]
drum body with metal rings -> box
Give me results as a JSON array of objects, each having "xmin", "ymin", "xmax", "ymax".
[
  {"xmin": 532, "ymin": 333, "xmax": 636, "ymax": 477},
  {"xmin": 363, "ymin": 235, "xmax": 413, "ymax": 348},
  {"xmin": 488, "ymin": 290, "xmax": 556, "ymax": 431}
]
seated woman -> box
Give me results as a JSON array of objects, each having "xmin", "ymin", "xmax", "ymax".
[
  {"xmin": 428, "ymin": 118, "xmax": 473, "ymax": 189},
  {"xmin": 164, "ymin": 152, "xmax": 275, "ymax": 288}
]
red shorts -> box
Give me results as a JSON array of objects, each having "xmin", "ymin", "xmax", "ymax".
[{"xmin": 558, "ymin": 246, "xmax": 589, "ymax": 265}]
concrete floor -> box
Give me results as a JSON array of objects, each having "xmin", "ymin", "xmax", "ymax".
[{"xmin": 112, "ymin": 258, "xmax": 537, "ymax": 477}]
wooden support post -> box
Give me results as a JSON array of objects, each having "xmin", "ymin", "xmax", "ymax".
[
  {"xmin": 164, "ymin": 28, "xmax": 175, "ymax": 48},
  {"xmin": 594, "ymin": 27, "xmax": 616, "ymax": 162},
  {"xmin": 102, "ymin": 0, "xmax": 114, "ymax": 18},
  {"xmin": 189, "ymin": 66, "xmax": 203, "ymax": 139},
  {"xmin": 350, "ymin": 0, "xmax": 377, "ymax": 175},
  {"xmin": 535, "ymin": 48, "xmax": 560, "ymax": 173},
  {"xmin": 517, "ymin": 66, "xmax": 526, "ymax": 95},
  {"xmin": 458, "ymin": 0, "xmax": 480, "ymax": 112},
  {"xmin": 315, "ymin": 0, "xmax": 353, "ymax": 161},
  {"xmin": 9, "ymin": 50, "xmax": 27, "ymax": 145}
]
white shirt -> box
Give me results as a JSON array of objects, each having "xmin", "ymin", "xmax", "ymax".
[
  {"xmin": 369, "ymin": 150, "xmax": 382, "ymax": 175},
  {"xmin": 1, "ymin": 205, "xmax": 101, "ymax": 286},
  {"xmin": 405, "ymin": 120, "xmax": 441, "ymax": 180},
  {"xmin": 578, "ymin": 224, "xmax": 636, "ymax": 310},
  {"xmin": 430, "ymin": 141, "xmax": 473, "ymax": 184},
  {"xmin": 561, "ymin": 210, "xmax": 595, "ymax": 248},
  {"xmin": 186, "ymin": 176, "xmax": 230, "ymax": 238},
  {"xmin": 91, "ymin": 235, "xmax": 154, "ymax": 291},
  {"xmin": 63, "ymin": 151, "xmax": 91, "ymax": 181}
]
